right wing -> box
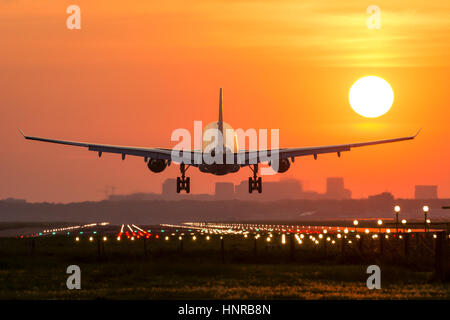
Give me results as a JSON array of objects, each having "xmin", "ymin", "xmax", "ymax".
[{"xmin": 237, "ymin": 130, "xmax": 420, "ymax": 165}]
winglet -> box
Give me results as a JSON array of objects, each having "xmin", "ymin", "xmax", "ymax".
[
  {"xmin": 18, "ymin": 128, "xmax": 26, "ymax": 138},
  {"xmin": 413, "ymin": 128, "xmax": 421, "ymax": 138}
]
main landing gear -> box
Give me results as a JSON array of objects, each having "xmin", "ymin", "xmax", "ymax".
[
  {"xmin": 248, "ymin": 164, "xmax": 262, "ymax": 193},
  {"xmin": 176, "ymin": 163, "xmax": 191, "ymax": 193}
]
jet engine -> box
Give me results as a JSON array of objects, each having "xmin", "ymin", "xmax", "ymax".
[
  {"xmin": 147, "ymin": 159, "xmax": 167, "ymax": 173},
  {"xmin": 271, "ymin": 158, "xmax": 290, "ymax": 173}
]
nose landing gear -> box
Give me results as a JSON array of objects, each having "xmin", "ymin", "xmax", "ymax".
[
  {"xmin": 176, "ymin": 163, "xmax": 191, "ymax": 193},
  {"xmin": 248, "ymin": 164, "xmax": 262, "ymax": 193}
]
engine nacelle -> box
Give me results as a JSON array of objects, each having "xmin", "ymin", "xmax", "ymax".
[
  {"xmin": 271, "ymin": 158, "xmax": 291, "ymax": 173},
  {"xmin": 147, "ymin": 159, "xmax": 167, "ymax": 173}
]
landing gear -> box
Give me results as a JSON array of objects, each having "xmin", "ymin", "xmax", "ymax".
[
  {"xmin": 248, "ymin": 164, "xmax": 262, "ymax": 193},
  {"xmin": 176, "ymin": 163, "xmax": 191, "ymax": 193}
]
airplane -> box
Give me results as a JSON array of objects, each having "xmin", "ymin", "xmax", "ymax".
[{"xmin": 19, "ymin": 88, "xmax": 419, "ymax": 194}]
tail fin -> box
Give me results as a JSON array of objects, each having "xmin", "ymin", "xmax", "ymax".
[{"xmin": 218, "ymin": 88, "xmax": 223, "ymax": 136}]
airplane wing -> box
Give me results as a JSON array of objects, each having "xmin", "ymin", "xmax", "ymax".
[
  {"xmin": 18, "ymin": 129, "xmax": 200, "ymax": 164},
  {"xmin": 240, "ymin": 130, "xmax": 420, "ymax": 165}
]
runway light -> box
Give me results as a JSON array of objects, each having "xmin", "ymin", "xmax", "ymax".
[
  {"xmin": 401, "ymin": 219, "xmax": 407, "ymax": 224},
  {"xmin": 433, "ymin": 234, "xmax": 437, "ymax": 239},
  {"xmin": 281, "ymin": 234, "xmax": 286, "ymax": 244},
  {"xmin": 337, "ymin": 234, "xmax": 342, "ymax": 239},
  {"xmin": 344, "ymin": 228, "xmax": 349, "ymax": 234},
  {"xmin": 318, "ymin": 234, "xmax": 323, "ymax": 239},
  {"xmin": 266, "ymin": 237, "xmax": 271, "ymax": 242},
  {"xmin": 103, "ymin": 236, "xmax": 107, "ymax": 241},
  {"xmin": 356, "ymin": 234, "xmax": 360, "ymax": 239},
  {"xmin": 89, "ymin": 236, "xmax": 93, "ymax": 242},
  {"xmin": 348, "ymin": 240, "xmax": 352, "ymax": 244},
  {"xmin": 353, "ymin": 220, "xmax": 359, "ymax": 226},
  {"xmin": 131, "ymin": 236, "xmax": 135, "ymax": 241},
  {"xmin": 117, "ymin": 237, "xmax": 121, "ymax": 241},
  {"xmin": 192, "ymin": 236, "xmax": 197, "ymax": 241},
  {"xmin": 331, "ymin": 240, "xmax": 336, "ymax": 244},
  {"xmin": 165, "ymin": 236, "xmax": 169, "ymax": 241},
  {"xmin": 326, "ymin": 237, "xmax": 331, "ymax": 241},
  {"xmin": 426, "ymin": 219, "xmax": 431, "ymax": 224},
  {"xmin": 323, "ymin": 229, "xmax": 328, "ymax": 234},
  {"xmin": 178, "ymin": 236, "xmax": 182, "ymax": 240},
  {"xmin": 365, "ymin": 229, "xmax": 370, "ymax": 234},
  {"xmin": 386, "ymin": 229, "xmax": 391, "ymax": 234},
  {"xmin": 75, "ymin": 237, "xmax": 80, "ymax": 242},
  {"xmin": 377, "ymin": 219, "xmax": 383, "ymax": 226}
]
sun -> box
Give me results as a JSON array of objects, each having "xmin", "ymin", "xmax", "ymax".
[{"xmin": 349, "ymin": 76, "xmax": 394, "ymax": 118}]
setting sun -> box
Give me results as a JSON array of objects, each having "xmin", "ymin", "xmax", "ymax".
[{"xmin": 349, "ymin": 76, "xmax": 394, "ymax": 118}]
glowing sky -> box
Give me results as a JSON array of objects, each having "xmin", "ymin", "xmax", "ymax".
[{"xmin": 1, "ymin": 0, "xmax": 450, "ymax": 202}]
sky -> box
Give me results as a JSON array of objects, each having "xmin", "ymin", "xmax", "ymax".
[{"xmin": 1, "ymin": 0, "xmax": 450, "ymax": 202}]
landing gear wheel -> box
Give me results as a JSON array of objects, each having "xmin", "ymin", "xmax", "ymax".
[
  {"xmin": 248, "ymin": 164, "xmax": 262, "ymax": 194},
  {"xmin": 257, "ymin": 177, "xmax": 262, "ymax": 193},
  {"xmin": 185, "ymin": 177, "xmax": 190, "ymax": 193},
  {"xmin": 176, "ymin": 163, "xmax": 191, "ymax": 193}
]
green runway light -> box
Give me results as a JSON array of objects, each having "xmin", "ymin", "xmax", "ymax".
[
  {"xmin": 67, "ymin": 232, "xmax": 70, "ymax": 235},
  {"xmin": 80, "ymin": 231, "xmax": 84, "ymax": 234},
  {"xmin": 93, "ymin": 231, "xmax": 97, "ymax": 234},
  {"xmin": 39, "ymin": 233, "xmax": 42, "ymax": 236},
  {"xmin": 52, "ymin": 232, "xmax": 56, "ymax": 235},
  {"xmin": 161, "ymin": 230, "xmax": 165, "ymax": 232},
  {"xmin": 147, "ymin": 230, "xmax": 151, "ymax": 232}
]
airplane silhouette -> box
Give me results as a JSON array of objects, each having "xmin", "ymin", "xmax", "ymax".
[{"xmin": 19, "ymin": 88, "xmax": 419, "ymax": 194}]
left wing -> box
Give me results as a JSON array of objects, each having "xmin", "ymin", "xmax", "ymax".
[
  {"xmin": 238, "ymin": 130, "xmax": 420, "ymax": 165},
  {"xmin": 18, "ymin": 129, "xmax": 200, "ymax": 164}
]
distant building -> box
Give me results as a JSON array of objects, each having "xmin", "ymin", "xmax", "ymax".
[
  {"xmin": 162, "ymin": 178, "xmax": 177, "ymax": 200},
  {"xmin": 1, "ymin": 198, "xmax": 26, "ymax": 203},
  {"xmin": 215, "ymin": 182, "xmax": 235, "ymax": 200},
  {"xmin": 414, "ymin": 185, "xmax": 438, "ymax": 199},
  {"xmin": 368, "ymin": 192, "xmax": 394, "ymax": 202},
  {"xmin": 325, "ymin": 177, "xmax": 351, "ymax": 199}
]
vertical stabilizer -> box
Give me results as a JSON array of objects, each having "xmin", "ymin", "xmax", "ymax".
[{"xmin": 218, "ymin": 88, "xmax": 223, "ymax": 136}]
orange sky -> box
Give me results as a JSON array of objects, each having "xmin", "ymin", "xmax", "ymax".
[{"xmin": 1, "ymin": 0, "xmax": 450, "ymax": 202}]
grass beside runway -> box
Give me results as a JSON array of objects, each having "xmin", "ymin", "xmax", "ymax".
[{"xmin": 0, "ymin": 235, "xmax": 449, "ymax": 299}]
